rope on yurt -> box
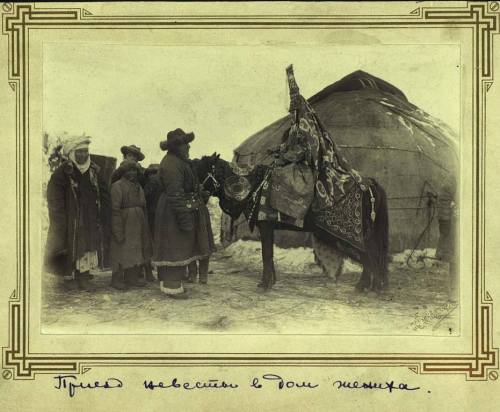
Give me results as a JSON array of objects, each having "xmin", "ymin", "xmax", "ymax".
[{"xmin": 406, "ymin": 185, "xmax": 438, "ymax": 269}]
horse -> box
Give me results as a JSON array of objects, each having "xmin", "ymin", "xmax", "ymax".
[{"xmin": 194, "ymin": 153, "xmax": 389, "ymax": 293}]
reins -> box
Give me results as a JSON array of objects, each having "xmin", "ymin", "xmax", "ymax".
[{"xmin": 201, "ymin": 164, "xmax": 221, "ymax": 195}]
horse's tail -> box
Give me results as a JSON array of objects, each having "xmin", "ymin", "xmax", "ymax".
[{"xmin": 371, "ymin": 180, "xmax": 389, "ymax": 280}]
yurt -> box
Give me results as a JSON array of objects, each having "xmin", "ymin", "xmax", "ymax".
[{"xmin": 221, "ymin": 70, "xmax": 459, "ymax": 253}]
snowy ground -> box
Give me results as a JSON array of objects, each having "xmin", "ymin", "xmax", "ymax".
[
  {"xmin": 41, "ymin": 241, "xmax": 459, "ymax": 336},
  {"xmin": 41, "ymin": 143, "xmax": 458, "ymax": 336}
]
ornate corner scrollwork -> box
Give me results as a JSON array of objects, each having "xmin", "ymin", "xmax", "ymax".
[{"xmin": 0, "ymin": 1, "xmax": 498, "ymax": 380}]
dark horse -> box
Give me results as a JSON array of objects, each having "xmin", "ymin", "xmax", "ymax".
[{"xmin": 194, "ymin": 153, "xmax": 389, "ymax": 292}]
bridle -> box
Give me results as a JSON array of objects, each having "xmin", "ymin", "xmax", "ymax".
[{"xmin": 201, "ymin": 164, "xmax": 221, "ymax": 196}]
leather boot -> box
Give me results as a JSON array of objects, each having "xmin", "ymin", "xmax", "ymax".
[
  {"xmin": 186, "ymin": 261, "xmax": 197, "ymax": 283},
  {"xmin": 144, "ymin": 263, "xmax": 156, "ymax": 282},
  {"xmin": 61, "ymin": 276, "xmax": 78, "ymax": 292},
  {"xmin": 76, "ymin": 271, "xmax": 94, "ymax": 292},
  {"xmin": 125, "ymin": 266, "xmax": 147, "ymax": 287},
  {"xmin": 199, "ymin": 258, "xmax": 209, "ymax": 284},
  {"xmin": 166, "ymin": 290, "xmax": 189, "ymax": 300},
  {"xmin": 111, "ymin": 270, "xmax": 128, "ymax": 290}
]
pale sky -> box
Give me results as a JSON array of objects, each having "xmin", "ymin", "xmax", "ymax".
[{"xmin": 43, "ymin": 42, "xmax": 460, "ymax": 163}]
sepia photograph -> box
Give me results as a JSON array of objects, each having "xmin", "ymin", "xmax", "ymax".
[
  {"xmin": 41, "ymin": 41, "xmax": 460, "ymax": 335},
  {"xmin": 3, "ymin": 2, "xmax": 500, "ymax": 411}
]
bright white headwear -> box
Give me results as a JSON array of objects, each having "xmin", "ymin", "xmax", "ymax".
[{"xmin": 62, "ymin": 134, "xmax": 92, "ymax": 174}]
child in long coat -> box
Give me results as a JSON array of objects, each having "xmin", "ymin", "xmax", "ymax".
[{"xmin": 110, "ymin": 160, "xmax": 152, "ymax": 289}]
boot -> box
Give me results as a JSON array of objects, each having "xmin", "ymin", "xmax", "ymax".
[
  {"xmin": 161, "ymin": 266, "xmax": 189, "ymax": 298},
  {"xmin": 61, "ymin": 276, "xmax": 78, "ymax": 292},
  {"xmin": 198, "ymin": 258, "xmax": 209, "ymax": 284},
  {"xmin": 125, "ymin": 266, "xmax": 147, "ymax": 287},
  {"xmin": 144, "ymin": 263, "xmax": 156, "ymax": 282},
  {"xmin": 160, "ymin": 282, "xmax": 189, "ymax": 300},
  {"xmin": 166, "ymin": 291, "xmax": 189, "ymax": 300},
  {"xmin": 111, "ymin": 270, "xmax": 128, "ymax": 291},
  {"xmin": 76, "ymin": 271, "xmax": 94, "ymax": 292},
  {"xmin": 186, "ymin": 261, "xmax": 197, "ymax": 283}
]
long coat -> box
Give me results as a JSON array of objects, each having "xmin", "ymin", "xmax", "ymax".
[
  {"xmin": 143, "ymin": 172, "xmax": 162, "ymax": 237},
  {"xmin": 153, "ymin": 152, "xmax": 215, "ymax": 266},
  {"xmin": 44, "ymin": 161, "xmax": 110, "ymax": 276},
  {"xmin": 110, "ymin": 177, "xmax": 152, "ymax": 271}
]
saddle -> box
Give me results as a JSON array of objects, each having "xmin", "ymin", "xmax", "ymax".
[{"xmin": 268, "ymin": 162, "xmax": 315, "ymax": 220}]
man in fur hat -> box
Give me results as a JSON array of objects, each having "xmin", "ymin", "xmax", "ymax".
[
  {"xmin": 153, "ymin": 129, "xmax": 215, "ymax": 298},
  {"xmin": 110, "ymin": 160, "xmax": 152, "ymax": 290},
  {"xmin": 44, "ymin": 134, "xmax": 110, "ymax": 291}
]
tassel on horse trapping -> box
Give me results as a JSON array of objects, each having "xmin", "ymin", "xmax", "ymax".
[{"xmin": 369, "ymin": 186, "xmax": 376, "ymax": 222}]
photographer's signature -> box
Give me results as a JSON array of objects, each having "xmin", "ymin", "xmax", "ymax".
[{"xmin": 410, "ymin": 301, "xmax": 458, "ymax": 331}]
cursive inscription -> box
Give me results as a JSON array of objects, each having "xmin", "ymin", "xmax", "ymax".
[
  {"xmin": 144, "ymin": 378, "xmax": 239, "ymax": 390},
  {"xmin": 332, "ymin": 379, "xmax": 420, "ymax": 393},
  {"xmin": 251, "ymin": 374, "xmax": 319, "ymax": 390},
  {"xmin": 54, "ymin": 375, "xmax": 123, "ymax": 398},
  {"xmin": 52, "ymin": 374, "xmax": 423, "ymax": 397}
]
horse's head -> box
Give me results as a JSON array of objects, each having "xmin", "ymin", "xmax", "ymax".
[
  {"xmin": 196, "ymin": 152, "xmax": 231, "ymax": 197},
  {"xmin": 196, "ymin": 152, "xmax": 255, "ymax": 219}
]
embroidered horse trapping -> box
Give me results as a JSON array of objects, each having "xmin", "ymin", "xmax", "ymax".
[
  {"xmin": 268, "ymin": 162, "xmax": 315, "ymax": 221},
  {"xmin": 314, "ymin": 183, "xmax": 365, "ymax": 251},
  {"xmin": 283, "ymin": 65, "xmax": 368, "ymax": 251}
]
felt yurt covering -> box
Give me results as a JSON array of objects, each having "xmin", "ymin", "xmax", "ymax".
[{"xmin": 221, "ymin": 70, "xmax": 459, "ymax": 253}]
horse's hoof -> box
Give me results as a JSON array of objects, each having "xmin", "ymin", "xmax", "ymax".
[
  {"xmin": 371, "ymin": 280, "xmax": 389, "ymax": 294},
  {"xmin": 257, "ymin": 280, "xmax": 273, "ymax": 291}
]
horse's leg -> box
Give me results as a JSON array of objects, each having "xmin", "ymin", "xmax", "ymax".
[
  {"xmin": 334, "ymin": 259, "xmax": 344, "ymax": 283},
  {"xmin": 363, "ymin": 239, "xmax": 388, "ymax": 293},
  {"xmin": 257, "ymin": 221, "xmax": 275, "ymax": 289},
  {"xmin": 355, "ymin": 253, "xmax": 372, "ymax": 291}
]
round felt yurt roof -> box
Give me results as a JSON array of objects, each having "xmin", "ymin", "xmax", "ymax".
[{"xmin": 226, "ymin": 70, "xmax": 459, "ymax": 253}]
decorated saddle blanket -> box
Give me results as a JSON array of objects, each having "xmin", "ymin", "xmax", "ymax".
[
  {"xmin": 246, "ymin": 165, "xmax": 367, "ymax": 253},
  {"xmin": 268, "ymin": 163, "xmax": 315, "ymax": 221},
  {"xmin": 313, "ymin": 183, "xmax": 366, "ymax": 252}
]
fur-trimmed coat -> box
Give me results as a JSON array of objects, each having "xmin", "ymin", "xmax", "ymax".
[
  {"xmin": 44, "ymin": 161, "xmax": 110, "ymax": 276},
  {"xmin": 153, "ymin": 152, "xmax": 215, "ymax": 266}
]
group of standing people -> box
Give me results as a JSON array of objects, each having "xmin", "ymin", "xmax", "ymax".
[{"xmin": 44, "ymin": 128, "xmax": 215, "ymax": 300}]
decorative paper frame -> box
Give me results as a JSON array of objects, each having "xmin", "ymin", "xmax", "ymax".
[{"xmin": 1, "ymin": 1, "xmax": 498, "ymax": 382}]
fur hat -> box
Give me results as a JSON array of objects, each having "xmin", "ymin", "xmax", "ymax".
[
  {"xmin": 120, "ymin": 144, "xmax": 145, "ymax": 161},
  {"xmin": 160, "ymin": 128, "xmax": 195, "ymax": 151}
]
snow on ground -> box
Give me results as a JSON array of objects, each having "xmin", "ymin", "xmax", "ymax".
[
  {"xmin": 206, "ymin": 197, "xmax": 221, "ymax": 244},
  {"xmin": 222, "ymin": 239, "xmax": 363, "ymax": 275},
  {"xmin": 392, "ymin": 248, "xmax": 438, "ymax": 269},
  {"xmin": 42, "ymin": 240, "xmax": 458, "ymax": 336},
  {"xmin": 221, "ymin": 240, "xmax": 322, "ymax": 275},
  {"xmin": 40, "ymin": 141, "xmax": 457, "ymax": 336}
]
